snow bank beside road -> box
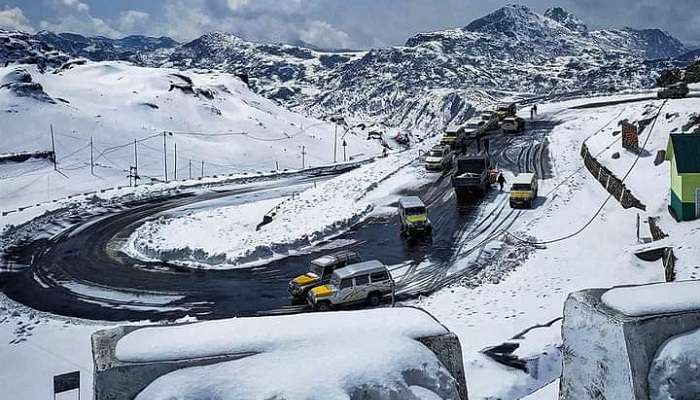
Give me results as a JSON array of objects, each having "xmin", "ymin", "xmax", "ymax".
[{"xmin": 127, "ymin": 149, "xmax": 420, "ymax": 268}]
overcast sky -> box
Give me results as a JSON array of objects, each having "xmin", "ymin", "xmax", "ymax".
[{"xmin": 1, "ymin": 1, "xmax": 699, "ymax": 49}]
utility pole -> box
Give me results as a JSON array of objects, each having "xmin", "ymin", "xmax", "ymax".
[
  {"xmin": 189, "ymin": 159, "xmax": 192, "ymax": 180},
  {"xmin": 301, "ymin": 146, "xmax": 306, "ymax": 169},
  {"xmin": 50, "ymin": 124, "xmax": 57, "ymax": 171},
  {"xmin": 174, "ymin": 142, "xmax": 177, "ymax": 181},
  {"xmin": 201, "ymin": 160, "xmax": 204, "ymax": 178},
  {"xmin": 90, "ymin": 136, "xmax": 94, "ymax": 175},
  {"xmin": 333, "ymin": 124, "xmax": 338, "ymax": 163},
  {"xmin": 163, "ymin": 131, "xmax": 168, "ymax": 182},
  {"xmin": 133, "ymin": 139, "xmax": 138, "ymax": 186}
]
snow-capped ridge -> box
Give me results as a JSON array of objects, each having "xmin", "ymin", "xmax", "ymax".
[{"xmin": 544, "ymin": 7, "xmax": 588, "ymax": 33}]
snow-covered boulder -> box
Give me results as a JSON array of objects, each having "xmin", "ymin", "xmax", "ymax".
[
  {"xmin": 0, "ymin": 67, "xmax": 54, "ymax": 103},
  {"xmin": 561, "ymin": 282, "xmax": 700, "ymax": 400},
  {"xmin": 93, "ymin": 307, "xmax": 468, "ymax": 400}
]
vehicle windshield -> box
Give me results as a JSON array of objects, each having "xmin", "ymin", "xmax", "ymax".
[
  {"xmin": 444, "ymin": 131, "xmax": 457, "ymax": 137},
  {"xmin": 406, "ymin": 206, "xmax": 426, "ymax": 216},
  {"xmin": 329, "ymin": 274, "xmax": 341, "ymax": 286},
  {"xmin": 512, "ymin": 183, "xmax": 532, "ymax": 191},
  {"xmin": 427, "ymin": 150, "xmax": 444, "ymax": 157},
  {"xmin": 481, "ymin": 114, "xmax": 491, "ymax": 120},
  {"xmin": 498, "ymin": 106, "xmax": 512, "ymax": 112},
  {"xmin": 310, "ymin": 261, "xmax": 326, "ymax": 276},
  {"xmin": 465, "ymin": 123, "xmax": 480, "ymax": 129}
]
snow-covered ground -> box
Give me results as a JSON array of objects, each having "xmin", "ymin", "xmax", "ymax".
[
  {"xmin": 125, "ymin": 146, "xmax": 429, "ymax": 268},
  {"xmin": 5, "ymin": 92, "xmax": 700, "ymax": 400},
  {"xmin": 0, "ymin": 61, "xmax": 383, "ymax": 213}
]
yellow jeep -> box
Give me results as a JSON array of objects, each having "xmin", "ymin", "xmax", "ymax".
[{"xmin": 509, "ymin": 173, "xmax": 538, "ymax": 209}]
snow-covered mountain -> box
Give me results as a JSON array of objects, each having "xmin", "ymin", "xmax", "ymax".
[
  {"xmin": 0, "ymin": 5, "xmax": 690, "ymax": 133},
  {"xmin": 0, "ymin": 61, "xmax": 383, "ymax": 210},
  {"xmin": 36, "ymin": 31, "xmax": 179, "ymax": 63}
]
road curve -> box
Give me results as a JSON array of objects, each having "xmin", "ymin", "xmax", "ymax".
[{"xmin": 0, "ymin": 120, "xmax": 557, "ymax": 322}]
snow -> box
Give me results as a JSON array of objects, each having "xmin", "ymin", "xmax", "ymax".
[
  {"xmin": 0, "ymin": 61, "xmax": 382, "ymax": 214},
  {"xmin": 602, "ymin": 281, "xmax": 700, "ymax": 317},
  {"xmin": 120, "ymin": 307, "xmax": 458, "ymax": 400},
  {"xmin": 6, "ymin": 88, "xmax": 700, "ymax": 400},
  {"xmin": 126, "ymin": 147, "xmax": 424, "ymax": 268},
  {"xmin": 0, "ymin": 296, "xmax": 110, "ymax": 400},
  {"xmin": 136, "ymin": 335, "xmax": 459, "ymax": 400},
  {"xmin": 648, "ymin": 327, "xmax": 700, "ymax": 400},
  {"xmin": 412, "ymin": 100, "xmax": 668, "ymax": 399},
  {"xmin": 115, "ymin": 307, "xmax": 446, "ymax": 362}
]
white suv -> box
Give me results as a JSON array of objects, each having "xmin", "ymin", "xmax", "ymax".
[{"xmin": 307, "ymin": 260, "xmax": 394, "ymax": 311}]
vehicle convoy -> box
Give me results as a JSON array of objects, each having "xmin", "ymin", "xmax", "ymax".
[
  {"xmin": 398, "ymin": 196, "xmax": 432, "ymax": 236},
  {"xmin": 307, "ymin": 260, "xmax": 395, "ymax": 311},
  {"xmin": 441, "ymin": 125, "xmax": 463, "ymax": 147},
  {"xmin": 423, "ymin": 145, "xmax": 453, "ymax": 171},
  {"xmin": 509, "ymin": 173, "xmax": 539, "ymax": 208},
  {"xmin": 502, "ymin": 116, "xmax": 526, "ymax": 134},
  {"xmin": 288, "ymin": 250, "xmax": 362, "ymax": 300},
  {"xmin": 451, "ymin": 155, "xmax": 493, "ymax": 200},
  {"xmin": 495, "ymin": 102, "xmax": 518, "ymax": 120},
  {"xmin": 658, "ymin": 82, "xmax": 689, "ymax": 99}
]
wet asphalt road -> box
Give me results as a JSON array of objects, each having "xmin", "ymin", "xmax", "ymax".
[{"xmin": 0, "ymin": 119, "xmax": 557, "ymax": 322}]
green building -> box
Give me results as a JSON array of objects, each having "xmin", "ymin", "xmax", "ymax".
[{"xmin": 666, "ymin": 133, "xmax": 700, "ymax": 221}]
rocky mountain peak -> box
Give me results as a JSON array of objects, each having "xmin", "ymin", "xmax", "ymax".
[{"xmin": 544, "ymin": 7, "xmax": 588, "ymax": 33}]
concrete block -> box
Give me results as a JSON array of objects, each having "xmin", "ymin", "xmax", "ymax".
[
  {"xmin": 92, "ymin": 326, "xmax": 254, "ymax": 400},
  {"xmin": 561, "ymin": 285, "xmax": 700, "ymax": 400},
  {"xmin": 93, "ymin": 308, "xmax": 469, "ymax": 400}
]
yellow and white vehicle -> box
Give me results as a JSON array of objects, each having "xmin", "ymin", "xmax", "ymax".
[
  {"xmin": 495, "ymin": 102, "xmax": 517, "ymax": 120},
  {"xmin": 509, "ymin": 173, "xmax": 539, "ymax": 209},
  {"xmin": 398, "ymin": 196, "xmax": 432, "ymax": 236},
  {"xmin": 307, "ymin": 260, "xmax": 394, "ymax": 311},
  {"xmin": 423, "ymin": 145, "xmax": 453, "ymax": 171},
  {"xmin": 440, "ymin": 125, "xmax": 463, "ymax": 147},
  {"xmin": 288, "ymin": 250, "xmax": 361, "ymax": 300}
]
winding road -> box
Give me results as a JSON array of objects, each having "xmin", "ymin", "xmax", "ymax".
[{"xmin": 0, "ymin": 118, "xmax": 558, "ymax": 322}]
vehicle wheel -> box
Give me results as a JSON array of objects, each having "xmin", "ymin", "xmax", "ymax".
[
  {"xmin": 316, "ymin": 301, "xmax": 332, "ymax": 312},
  {"xmin": 367, "ymin": 292, "xmax": 382, "ymax": 307}
]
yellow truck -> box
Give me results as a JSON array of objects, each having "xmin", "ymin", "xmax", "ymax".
[
  {"xmin": 440, "ymin": 125, "xmax": 463, "ymax": 147},
  {"xmin": 495, "ymin": 102, "xmax": 517, "ymax": 121},
  {"xmin": 509, "ymin": 173, "xmax": 538, "ymax": 208}
]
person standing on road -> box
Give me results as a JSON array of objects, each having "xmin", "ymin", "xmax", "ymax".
[
  {"xmin": 498, "ymin": 173, "xmax": 506, "ymax": 191},
  {"xmin": 533, "ymin": 104, "xmax": 538, "ymax": 116},
  {"xmin": 530, "ymin": 106, "xmax": 535, "ymax": 120}
]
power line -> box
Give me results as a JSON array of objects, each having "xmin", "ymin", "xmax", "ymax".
[{"xmin": 506, "ymin": 100, "xmax": 667, "ymax": 246}]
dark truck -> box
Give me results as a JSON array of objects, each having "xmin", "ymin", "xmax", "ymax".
[{"xmin": 451, "ymin": 155, "xmax": 492, "ymax": 200}]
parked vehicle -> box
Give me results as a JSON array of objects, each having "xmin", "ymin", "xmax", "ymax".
[
  {"xmin": 658, "ymin": 82, "xmax": 689, "ymax": 99},
  {"xmin": 480, "ymin": 111, "xmax": 500, "ymax": 131},
  {"xmin": 502, "ymin": 117, "xmax": 526, "ymax": 134},
  {"xmin": 509, "ymin": 173, "xmax": 539, "ymax": 208},
  {"xmin": 495, "ymin": 103, "xmax": 517, "ymax": 120},
  {"xmin": 423, "ymin": 145, "xmax": 453, "ymax": 171},
  {"xmin": 463, "ymin": 118, "xmax": 488, "ymax": 138},
  {"xmin": 452, "ymin": 155, "xmax": 492, "ymax": 200},
  {"xmin": 307, "ymin": 260, "xmax": 394, "ymax": 311},
  {"xmin": 398, "ymin": 196, "xmax": 432, "ymax": 236},
  {"xmin": 288, "ymin": 250, "xmax": 362, "ymax": 300},
  {"xmin": 440, "ymin": 125, "xmax": 463, "ymax": 147}
]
